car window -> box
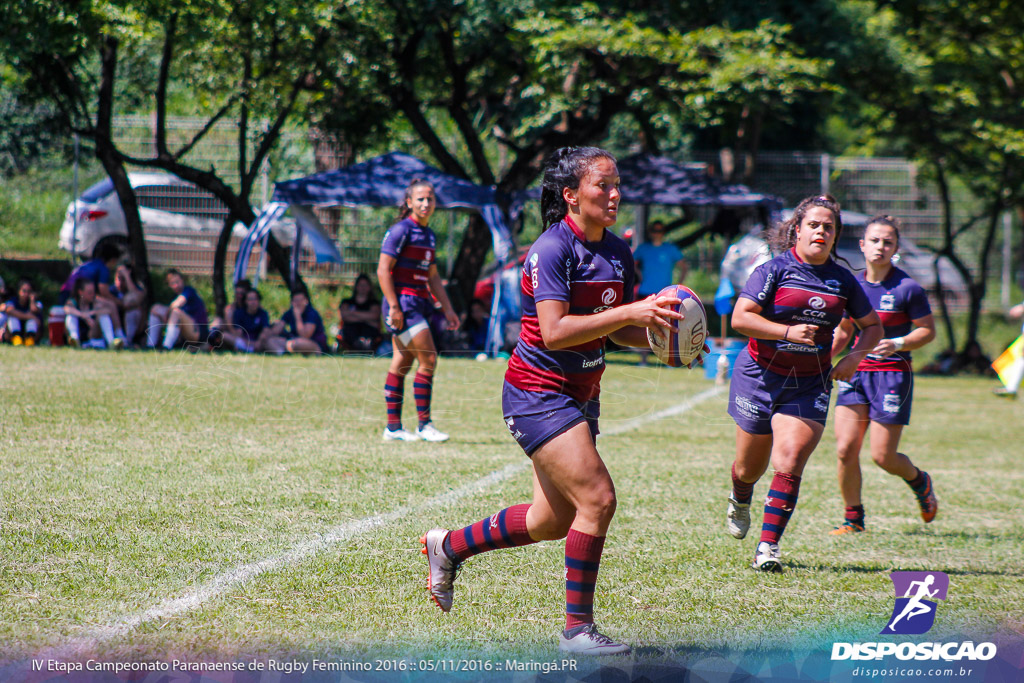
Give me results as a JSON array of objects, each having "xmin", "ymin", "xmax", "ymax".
[
  {"xmin": 135, "ymin": 184, "xmax": 229, "ymax": 220},
  {"xmin": 80, "ymin": 178, "xmax": 114, "ymax": 203}
]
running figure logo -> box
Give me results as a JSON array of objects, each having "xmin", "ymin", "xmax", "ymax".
[{"xmin": 882, "ymin": 571, "xmax": 949, "ymax": 635}]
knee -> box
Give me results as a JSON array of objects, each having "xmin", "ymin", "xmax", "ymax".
[
  {"xmin": 578, "ymin": 488, "xmax": 617, "ymax": 526},
  {"xmin": 871, "ymin": 450, "xmax": 900, "ymax": 472},
  {"xmin": 836, "ymin": 441, "xmax": 860, "ymax": 465}
]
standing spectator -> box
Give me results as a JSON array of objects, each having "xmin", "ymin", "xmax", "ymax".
[
  {"xmin": 377, "ymin": 179, "xmax": 460, "ymax": 442},
  {"xmin": 146, "ymin": 269, "xmax": 209, "ymax": 350},
  {"xmin": 4, "ymin": 277, "xmax": 44, "ymax": 346},
  {"xmin": 337, "ymin": 273, "xmax": 383, "ymax": 354},
  {"xmin": 221, "ymin": 288, "xmax": 270, "ymax": 353},
  {"xmin": 264, "ymin": 289, "xmax": 329, "ymax": 355},
  {"xmin": 633, "ymin": 221, "xmax": 686, "ymax": 366},
  {"xmin": 64, "ymin": 279, "xmax": 118, "ymax": 349}
]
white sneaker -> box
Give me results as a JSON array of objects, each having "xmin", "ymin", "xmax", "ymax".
[
  {"xmin": 558, "ymin": 623, "xmax": 631, "ymax": 656},
  {"xmin": 420, "ymin": 528, "xmax": 459, "ymax": 612},
  {"xmin": 383, "ymin": 427, "xmax": 418, "ymax": 441},
  {"xmin": 727, "ymin": 496, "xmax": 751, "ymax": 539},
  {"xmin": 752, "ymin": 541, "xmax": 783, "ymax": 573},
  {"xmin": 415, "ymin": 422, "xmax": 449, "ymax": 442}
]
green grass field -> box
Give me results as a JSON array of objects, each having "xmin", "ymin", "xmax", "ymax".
[{"xmin": 0, "ymin": 347, "xmax": 1022, "ymax": 672}]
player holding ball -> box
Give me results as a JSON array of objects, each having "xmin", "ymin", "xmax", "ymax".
[
  {"xmin": 420, "ymin": 146, "xmax": 694, "ymax": 655},
  {"xmin": 725, "ymin": 194, "xmax": 882, "ymax": 572}
]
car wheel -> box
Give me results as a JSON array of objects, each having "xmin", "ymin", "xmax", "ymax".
[{"xmin": 92, "ymin": 235, "xmax": 129, "ymax": 259}]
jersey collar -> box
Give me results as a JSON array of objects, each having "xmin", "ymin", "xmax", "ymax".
[{"xmin": 564, "ymin": 214, "xmax": 604, "ymax": 243}]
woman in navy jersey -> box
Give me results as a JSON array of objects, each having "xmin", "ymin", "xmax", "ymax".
[
  {"xmin": 420, "ymin": 147, "xmax": 690, "ymax": 655},
  {"xmin": 377, "ymin": 179, "xmax": 460, "ymax": 443},
  {"xmin": 830, "ymin": 215, "xmax": 938, "ymax": 534},
  {"xmin": 725, "ymin": 194, "xmax": 882, "ymax": 573}
]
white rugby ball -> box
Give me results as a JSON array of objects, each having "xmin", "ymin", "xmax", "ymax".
[{"xmin": 646, "ymin": 284, "xmax": 708, "ymax": 367}]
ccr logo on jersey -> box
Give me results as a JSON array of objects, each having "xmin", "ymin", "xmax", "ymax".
[{"xmin": 883, "ymin": 571, "xmax": 949, "ymax": 635}]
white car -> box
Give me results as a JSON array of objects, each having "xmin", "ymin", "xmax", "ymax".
[{"xmin": 58, "ymin": 172, "xmax": 290, "ymax": 260}]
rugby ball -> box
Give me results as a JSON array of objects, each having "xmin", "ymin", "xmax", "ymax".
[{"xmin": 646, "ymin": 284, "xmax": 707, "ymax": 367}]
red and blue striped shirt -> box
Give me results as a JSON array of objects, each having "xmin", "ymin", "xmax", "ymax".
[{"xmin": 380, "ymin": 217, "xmax": 437, "ymax": 298}]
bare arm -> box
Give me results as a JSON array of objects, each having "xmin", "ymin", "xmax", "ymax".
[
  {"xmin": 832, "ymin": 311, "xmax": 883, "ymax": 381},
  {"xmin": 872, "ymin": 314, "xmax": 936, "ymax": 357},
  {"xmin": 376, "ymin": 253, "xmax": 403, "ymax": 330},
  {"xmin": 831, "ymin": 317, "xmax": 855, "ymax": 356},
  {"xmin": 676, "ymin": 259, "xmax": 689, "ymax": 283},
  {"xmin": 168, "ymin": 294, "xmax": 187, "ymax": 310},
  {"xmin": 731, "ymin": 297, "xmax": 819, "ymax": 345},
  {"xmin": 537, "ymin": 294, "xmax": 682, "ymax": 350}
]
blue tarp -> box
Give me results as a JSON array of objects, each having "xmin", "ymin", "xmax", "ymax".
[
  {"xmin": 615, "ymin": 154, "xmax": 782, "ymax": 209},
  {"xmin": 510, "ymin": 153, "xmax": 782, "ymax": 218}
]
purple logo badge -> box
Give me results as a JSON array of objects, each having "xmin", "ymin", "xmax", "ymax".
[{"xmin": 882, "ymin": 571, "xmax": 949, "ymax": 635}]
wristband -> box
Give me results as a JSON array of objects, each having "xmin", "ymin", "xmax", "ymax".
[
  {"xmin": 892, "ymin": 337, "xmax": 905, "ymax": 351},
  {"xmin": 782, "ymin": 327, "xmax": 789, "ymax": 341}
]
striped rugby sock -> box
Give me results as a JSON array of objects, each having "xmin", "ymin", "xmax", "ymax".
[
  {"xmin": 760, "ymin": 472, "xmax": 801, "ymax": 545},
  {"xmin": 845, "ymin": 504, "xmax": 865, "ymax": 527},
  {"xmin": 905, "ymin": 466, "xmax": 929, "ymax": 496},
  {"xmin": 384, "ymin": 372, "xmax": 405, "ymax": 430},
  {"xmin": 413, "ymin": 371, "xmax": 433, "ymax": 428},
  {"xmin": 447, "ymin": 504, "xmax": 536, "ymax": 561},
  {"xmin": 565, "ymin": 530, "xmax": 605, "ymax": 630},
  {"xmin": 731, "ymin": 462, "xmax": 755, "ymax": 504}
]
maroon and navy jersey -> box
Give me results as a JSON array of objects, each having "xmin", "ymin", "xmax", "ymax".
[
  {"xmin": 851, "ymin": 267, "xmax": 931, "ymax": 372},
  {"xmin": 505, "ymin": 217, "xmax": 635, "ymax": 403},
  {"xmin": 739, "ymin": 248, "xmax": 873, "ymax": 377},
  {"xmin": 380, "ymin": 217, "xmax": 437, "ymax": 298}
]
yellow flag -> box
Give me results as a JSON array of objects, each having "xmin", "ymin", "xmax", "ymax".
[{"xmin": 992, "ymin": 335, "xmax": 1024, "ymax": 390}]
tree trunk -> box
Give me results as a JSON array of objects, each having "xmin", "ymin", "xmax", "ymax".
[
  {"xmin": 446, "ymin": 213, "xmax": 491, "ymax": 312},
  {"xmin": 95, "ymin": 36, "xmax": 153, "ymax": 304}
]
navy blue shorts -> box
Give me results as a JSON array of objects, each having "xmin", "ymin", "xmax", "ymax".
[
  {"xmin": 501, "ymin": 381, "xmax": 599, "ymax": 456},
  {"xmin": 835, "ymin": 369, "xmax": 913, "ymax": 425},
  {"xmin": 728, "ymin": 347, "xmax": 833, "ymax": 435},
  {"xmin": 383, "ymin": 294, "xmax": 434, "ymax": 344}
]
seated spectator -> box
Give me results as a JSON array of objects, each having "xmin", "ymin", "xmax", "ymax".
[
  {"xmin": 0, "ymin": 275, "xmax": 7, "ymax": 334},
  {"xmin": 58, "ymin": 242, "xmax": 127, "ymax": 345},
  {"xmin": 113, "ymin": 263, "xmax": 147, "ymax": 347},
  {"xmin": 219, "ymin": 288, "xmax": 271, "ymax": 353},
  {"xmin": 209, "ymin": 279, "xmax": 251, "ymax": 342},
  {"xmin": 146, "ymin": 269, "xmax": 209, "ymax": 350},
  {"xmin": 4, "ymin": 277, "xmax": 44, "ymax": 346},
  {"xmin": 64, "ymin": 279, "xmax": 119, "ymax": 349},
  {"xmin": 337, "ymin": 273, "xmax": 383, "ymax": 354},
  {"xmin": 461, "ymin": 298, "xmax": 491, "ymax": 353},
  {"xmin": 264, "ymin": 289, "xmax": 328, "ymax": 355}
]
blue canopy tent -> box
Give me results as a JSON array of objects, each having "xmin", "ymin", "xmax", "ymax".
[{"xmin": 235, "ymin": 151, "xmax": 514, "ymax": 354}]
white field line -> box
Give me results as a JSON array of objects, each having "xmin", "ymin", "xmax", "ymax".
[{"xmin": 56, "ymin": 385, "xmax": 724, "ymax": 653}]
